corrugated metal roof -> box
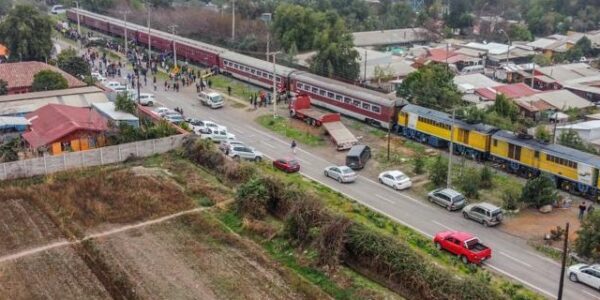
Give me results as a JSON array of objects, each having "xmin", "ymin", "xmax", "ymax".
[
  {"xmin": 0, "ymin": 87, "xmax": 109, "ymax": 116},
  {"xmin": 352, "ymin": 28, "xmax": 430, "ymax": 46},
  {"xmin": 92, "ymin": 102, "xmax": 139, "ymax": 121},
  {"xmin": 0, "ymin": 116, "xmax": 29, "ymax": 127},
  {"xmin": 493, "ymin": 130, "xmax": 600, "ymax": 168}
]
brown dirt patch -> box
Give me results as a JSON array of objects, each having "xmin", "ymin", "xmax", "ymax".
[
  {"xmin": 0, "ymin": 247, "xmax": 110, "ymax": 299},
  {"xmin": 0, "ymin": 199, "xmax": 64, "ymax": 256},
  {"xmin": 90, "ymin": 213, "xmax": 314, "ymax": 300},
  {"xmin": 501, "ymin": 206, "xmax": 582, "ymax": 241}
]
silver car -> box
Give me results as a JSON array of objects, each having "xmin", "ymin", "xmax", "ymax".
[
  {"xmin": 324, "ymin": 166, "xmax": 357, "ymax": 183},
  {"xmin": 462, "ymin": 202, "xmax": 503, "ymax": 227},
  {"xmin": 219, "ymin": 140, "xmax": 246, "ymax": 155},
  {"xmin": 427, "ymin": 188, "xmax": 467, "ymax": 211},
  {"xmin": 228, "ymin": 145, "xmax": 262, "ymax": 162}
]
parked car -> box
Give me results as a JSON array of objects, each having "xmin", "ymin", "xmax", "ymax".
[
  {"xmin": 153, "ymin": 107, "xmax": 171, "ymax": 117},
  {"xmin": 198, "ymin": 91, "xmax": 224, "ymax": 108},
  {"xmin": 91, "ymin": 72, "xmax": 106, "ymax": 82},
  {"xmin": 219, "ymin": 140, "xmax": 246, "ymax": 154},
  {"xmin": 433, "ymin": 231, "xmax": 492, "ymax": 265},
  {"xmin": 324, "ymin": 166, "xmax": 357, "ymax": 183},
  {"xmin": 462, "ymin": 202, "xmax": 503, "ymax": 227},
  {"xmin": 127, "ymin": 92, "xmax": 155, "ymax": 106},
  {"xmin": 568, "ymin": 264, "xmax": 600, "ymax": 289},
  {"xmin": 163, "ymin": 112, "xmax": 184, "ymax": 124},
  {"xmin": 104, "ymin": 81, "xmax": 124, "ymax": 90},
  {"xmin": 346, "ymin": 144, "xmax": 371, "ymax": 170},
  {"xmin": 198, "ymin": 127, "xmax": 236, "ymax": 143},
  {"xmin": 273, "ymin": 158, "xmax": 300, "ymax": 173},
  {"xmin": 186, "ymin": 118, "xmax": 226, "ymax": 132},
  {"xmin": 51, "ymin": 5, "xmax": 66, "ymax": 14},
  {"xmin": 427, "ymin": 188, "xmax": 467, "ymax": 211},
  {"xmin": 378, "ymin": 170, "xmax": 412, "ymax": 190},
  {"xmin": 228, "ymin": 145, "xmax": 263, "ymax": 162}
]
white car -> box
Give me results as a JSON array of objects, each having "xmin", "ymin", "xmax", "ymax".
[
  {"xmin": 197, "ymin": 127, "xmax": 236, "ymax": 143},
  {"xmin": 186, "ymin": 119, "xmax": 226, "ymax": 132},
  {"xmin": 51, "ymin": 5, "xmax": 66, "ymax": 14},
  {"xmin": 378, "ymin": 170, "xmax": 412, "ymax": 190},
  {"xmin": 91, "ymin": 72, "xmax": 106, "ymax": 82},
  {"xmin": 568, "ymin": 264, "xmax": 600, "ymax": 289},
  {"xmin": 104, "ymin": 81, "xmax": 122, "ymax": 89},
  {"xmin": 324, "ymin": 166, "xmax": 357, "ymax": 183},
  {"xmin": 127, "ymin": 91, "xmax": 155, "ymax": 106},
  {"xmin": 153, "ymin": 107, "xmax": 171, "ymax": 117}
]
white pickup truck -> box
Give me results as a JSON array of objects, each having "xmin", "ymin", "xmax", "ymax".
[{"xmin": 196, "ymin": 127, "xmax": 236, "ymax": 143}]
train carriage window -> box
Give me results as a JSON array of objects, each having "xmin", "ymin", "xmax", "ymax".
[
  {"xmin": 353, "ymin": 100, "xmax": 361, "ymax": 107},
  {"xmin": 362, "ymin": 103, "xmax": 371, "ymax": 110},
  {"xmin": 245, "ymin": 66, "xmax": 250, "ymax": 72},
  {"xmin": 372, "ymin": 105, "xmax": 381, "ymax": 113},
  {"xmin": 319, "ymin": 89, "xmax": 326, "ymax": 96},
  {"xmin": 312, "ymin": 87, "xmax": 318, "ymax": 93},
  {"xmin": 263, "ymin": 72, "xmax": 269, "ymax": 78},
  {"xmin": 234, "ymin": 64, "xmax": 239, "ymax": 69},
  {"xmin": 297, "ymin": 83, "xmax": 304, "ymax": 89},
  {"xmin": 268, "ymin": 74, "xmax": 273, "ymax": 79},
  {"xmin": 276, "ymin": 77, "xmax": 281, "ymax": 82},
  {"xmin": 344, "ymin": 97, "xmax": 352, "ymax": 104},
  {"xmin": 251, "ymin": 69, "xmax": 256, "ymax": 74},
  {"xmin": 336, "ymin": 95, "xmax": 343, "ymax": 101},
  {"xmin": 327, "ymin": 92, "xmax": 335, "ymax": 98}
]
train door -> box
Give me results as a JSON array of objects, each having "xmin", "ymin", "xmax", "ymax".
[
  {"xmin": 458, "ymin": 128, "xmax": 469, "ymax": 144},
  {"xmin": 507, "ymin": 143, "xmax": 521, "ymax": 161},
  {"xmin": 407, "ymin": 113, "xmax": 418, "ymax": 129}
]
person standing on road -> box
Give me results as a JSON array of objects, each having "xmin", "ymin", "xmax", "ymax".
[
  {"xmin": 227, "ymin": 86, "xmax": 232, "ymax": 96},
  {"xmin": 291, "ymin": 140, "xmax": 297, "ymax": 154},
  {"xmin": 579, "ymin": 201, "xmax": 587, "ymax": 220}
]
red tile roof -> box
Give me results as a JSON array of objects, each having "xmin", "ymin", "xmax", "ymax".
[
  {"xmin": 0, "ymin": 61, "xmax": 86, "ymax": 90},
  {"xmin": 475, "ymin": 83, "xmax": 539, "ymax": 100},
  {"xmin": 427, "ymin": 47, "xmax": 457, "ymax": 63},
  {"xmin": 23, "ymin": 104, "xmax": 108, "ymax": 148}
]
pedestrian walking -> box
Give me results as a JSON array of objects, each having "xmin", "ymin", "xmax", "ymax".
[
  {"xmin": 579, "ymin": 201, "xmax": 587, "ymax": 220},
  {"xmin": 164, "ymin": 81, "xmax": 168, "ymax": 91},
  {"xmin": 208, "ymin": 79, "xmax": 212, "ymax": 89},
  {"xmin": 153, "ymin": 76, "xmax": 157, "ymax": 84},
  {"xmin": 291, "ymin": 140, "xmax": 297, "ymax": 154},
  {"xmin": 200, "ymin": 80, "xmax": 205, "ymax": 91},
  {"xmin": 153, "ymin": 83, "xmax": 157, "ymax": 91},
  {"xmin": 196, "ymin": 82, "xmax": 200, "ymax": 93},
  {"xmin": 144, "ymin": 76, "xmax": 147, "ymax": 86},
  {"xmin": 227, "ymin": 86, "xmax": 232, "ymax": 96}
]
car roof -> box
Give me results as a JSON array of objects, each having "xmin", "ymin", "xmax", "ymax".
[
  {"xmin": 339, "ymin": 165, "xmax": 352, "ymax": 170},
  {"xmin": 385, "ymin": 170, "xmax": 405, "ymax": 177},
  {"xmin": 474, "ymin": 202, "xmax": 501, "ymax": 211},
  {"xmin": 202, "ymin": 92, "xmax": 221, "ymax": 97},
  {"xmin": 437, "ymin": 188, "xmax": 463, "ymax": 198},
  {"xmin": 445, "ymin": 231, "xmax": 475, "ymax": 241}
]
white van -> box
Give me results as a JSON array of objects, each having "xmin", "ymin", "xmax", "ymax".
[
  {"xmin": 198, "ymin": 91, "xmax": 224, "ymax": 109},
  {"xmin": 460, "ymin": 65, "xmax": 484, "ymax": 75},
  {"xmin": 127, "ymin": 90, "xmax": 155, "ymax": 106}
]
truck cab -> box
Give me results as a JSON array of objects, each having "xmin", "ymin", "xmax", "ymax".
[{"xmin": 433, "ymin": 231, "xmax": 491, "ymax": 264}]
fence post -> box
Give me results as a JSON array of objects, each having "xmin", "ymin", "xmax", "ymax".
[
  {"xmin": 63, "ymin": 154, "xmax": 67, "ymax": 170},
  {"xmin": 100, "ymin": 148, "xmax": 104, "ymax": 165},
  {"xmin": 118, "ymin": 145, "xmax": 122, "ymax": 161},
  {"xmin": 43, "ymin": 155, "xmax": 47, "ymax": 175}
]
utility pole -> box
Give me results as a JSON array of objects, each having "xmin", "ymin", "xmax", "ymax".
[
  {"xmin": 447, "ymin": 108, "xmax": 455, "ymax": 188},
  {"xmin": 74, "ymin": 1, "xmax": 81, "ymax": 49},
  {"xmin": 364, "ymin": 49, "xmax": 368, "ymax": 85},
  {"xmin": 272, "ymin": 52, "xmax": 277, "ymax": 117},
  {"xmin": 123, "ymin": 11, "xmax": 130, "ymax": 55},
  {"xmin": 146, "ymin": 2, "xmax": 152, "ymax": 63},
  {"xmin": 169, "ymin": 24, "xmax": 178, "ymax": 69},
  {"xmin": 387, "ymin": 115, "xmax": 392, "ymax": 160},
  {"xmin": 557, "ymin": 222, "xmax": 570, "ymax": 300},
  {"xmin": 530, "ymin": 61, "xmax": 535, "ymax": 88},
  {"xmin": 231, "ymin": 0, "xmax": 236, "ymax": 41}
]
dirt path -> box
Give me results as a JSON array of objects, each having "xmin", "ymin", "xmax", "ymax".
[{"xmin": 0, "ymin": 207, "xmax": 206, "ymax": 265}]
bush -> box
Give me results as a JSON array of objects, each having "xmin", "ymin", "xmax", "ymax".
[
  {"xmin": 428, "ymin": 155, "xmax": 447, "ymax": 187},
  {"xmin": 316, "ymin": 216, "xmax": 352, "ymax": 269},
  {"xmin": 575, "ymin": 211, "xmax": 600, "ymax": 260},
  {"xmin": 501, "ymin": 184, "xmax": 522, "ymax": 210},
  {"xmin": 235, "ymin": 177, "xmax": 269, "ymax": 219},
  {"xmin": 521, "ymin": 175, "xmax": 557, "ymax": 208},
  {"xmin": 182, "ymin": 137, "xmax": 225, "ymax": 170},
  {"xmin": 479, "ymin": 166, "xmax": 493, "ymax": 189},
  {"xmin": 413, "ymin": 154, "xmax": 425, "ymax": 175},
  {"xmin": 284, "ymin": 197, "xmax": 328, "ymax": 246},
  {"xmin": 456, "ymin": 167, "xmax": 480, "ymax": 199}
]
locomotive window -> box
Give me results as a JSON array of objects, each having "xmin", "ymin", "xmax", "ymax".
[
  {"xmin": 493, "ymin": 139, "xmax": 497, "ymax": 147},
  {"xmin": 534, "ymin": 151, "xmax": 539, "ymax": 158},
  {"xmin": 336, "ymin": 95, "xmax": 343, "ymax": 101},
  {"xmin": 372, "ymin": 105, "xmax": 380, "ymax": 113},
  {"xmin": 312, "ymin": 87, "xmax": 318, "ymax": 93},
  {"xmin": 353, "ymin": 100, "xmax": 361, "ymax": 107},
  {"xmin": 319, "ymin": 89, "xmax": 326, "ymax": 96},
  {"xmin": 344, "ymin": 97, "xmax": 352, "ymax": 104},
  {"xmin": 362, "ymin": 103, "xmax": 370, "ymax": 110}
]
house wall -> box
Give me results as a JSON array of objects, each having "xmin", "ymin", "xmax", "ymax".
[{"xmin": 48, "ymin": 129, "xmax": 106, "ymax": 155}]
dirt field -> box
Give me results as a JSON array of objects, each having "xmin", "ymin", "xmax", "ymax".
[
  {"xmin": 0, "ymin": 247, "xmax": 110, "ymax": 299},
  {"xmin": 92, "ymin": 213, "xmax": 312, "ymax": 300}
]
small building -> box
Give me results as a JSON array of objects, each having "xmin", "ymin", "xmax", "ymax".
[
  {"xmin": 475, "ymin": 83, "xmax": 539, "ymax": 101},
  {"xmin": 556, "ymin": 121, "xmax": 600, "ymax": 148},
  {"xmin": 453, "ymin": 73, "xmax": 502, "ymax": 104},
  {"xmin": 460, "ymin": 42, "xmax": 535, "ymax": 66},
  {"xmin": 92, "ymin": 102, "xmax": 139, "ymax": 128},
  {"xmin": 514, "ymin": 90, "xmax": 593, "ymax": 120},
  {"xmin": 352, "ymin": 28, "xmax": 431, "ymax": 48},
  {"xmin": 0, "ymin": 116, "xmax": 29, "ymax": 143},
  {"xmin": 23, "ymin": 104, "xmax": 108, "ymax": 155},
  {"xmin": 0, "ymin": 61, "xmax": 86, "ymax": 95},
  {"xmin": 0, "ymin": 86, "xmax": 109, "ymax": 116}
]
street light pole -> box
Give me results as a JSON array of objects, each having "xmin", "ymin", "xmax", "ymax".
[
  {"xmin": 123, "ymin": 11, "xmax": 130, "ymax": 55},
  {"xmin": 146, "ymin": 2, "xmax": 152, "ymax": 64},
  {"xmin": 447, "ymin": 108, "xmax": 456, "ymax": 188},
  {"xmin": 272, "ymin": 52, "xmax": 277, "ymax": 117},
  {"xmin": 231, "ymin": 0, "xmax": 236, "ymax": 41},
  {"xmin": 169, "ymin": 24, "xmax": 178, "ymax": 69},
  {"xmin": 74, "ymin": 1, "xmax": 81, "ymax": 49},
  {"xmin": 557, "ymin": 222, "xmax": 570, "ymax": 300}
]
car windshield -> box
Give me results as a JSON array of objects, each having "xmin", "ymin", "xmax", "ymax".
[
  {"xmin": 394, "ymin": 175, "xmax": 407, "ymax": 181},
  {"xmin": 211, "ymin": 95, "xmax": 223, "ymax": 102},
  {"xmin": 288, "ymin": 160, "xmax": 299, "ymax": 166}
]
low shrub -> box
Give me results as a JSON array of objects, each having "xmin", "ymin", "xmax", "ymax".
[
  {"xmin": 284, "ymin": 197, "xmax": 328, "ymax": 246},
  {"xmin": 235, "ymin": 178, "xmax": 270, "ymax": 219},
  {"xmin": 316, "ymin": 216, "xmax": 352, "ymax": 269}
]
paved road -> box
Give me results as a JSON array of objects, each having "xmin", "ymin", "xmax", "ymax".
[{"xmin": 87, "ymin": 60, "xmax": 599, "ymax": 299}]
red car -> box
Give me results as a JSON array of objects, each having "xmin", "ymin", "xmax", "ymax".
[
  {"xmin": 433, "ymin": 231, "xmax": 492, "ymax": 264},
  {"xmin": 273, "ymin": 158, "xmax": 300, "ymax": 173}
]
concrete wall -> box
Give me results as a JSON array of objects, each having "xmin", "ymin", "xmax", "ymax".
[{"xmin": 0, "ymin": 134, "xmax": 187, "ymax": 181}]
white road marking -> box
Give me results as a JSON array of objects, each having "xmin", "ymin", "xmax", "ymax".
[
  {"xmin": 583, "ymin": 290, "xmax": 600, "ymax": 300},
  {"xmin": 526, "ymin": 250, "xmax": 561, "ymax": 267},
  {"xmin": 375, "ymin": 194, "xmax": 395, "ymax": 204},
  {"xmin": 498, "ymin": 251, "xmax": 533, "ymax": 268},
  {"xmin": 432, "ymin": 221, "xmax": 455, "ymax": 231},
  {"xmin": 486, "ymin": 264, "xmax": 556, "ymax": 299}
]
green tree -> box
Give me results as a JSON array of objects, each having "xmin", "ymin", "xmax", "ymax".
[
  {"xmin": 575, "ymin": 211, "xmax": 600, "ymax": 260},
  {"xmin": 428, "ymin": 155, "xmax": 448, "ymax": 187},
  {"xmin": 535, "ymin": 125, "xmax": 551, "ymax": 143},
  {"xmin": 310, "ymin": 15, "xmax": 360, "ymax": 81},
  {"xmin": 558, "ymin": 129, "xmax": 597, "ymax": 154},
  {"xmin": 457, "ymin": 167, "xmax": 480, "ymax": 199},
  {"xmin": 480, "ymin": 166, "xmax": 493, "ymax": 189},
  {"xmin": 507, "ymin": 23, "xmax": 533, "ymax": 41},
  {"xmin": 0, "ymin": 5, "xmax": 53, "ymax": 62},
  {"xmin": 521, "ymin": 175, "xmax": 558, "ymax": 208},
  {"xmin": 79, "ymin": 0, "xmax": 114, "ymax": 13},
  {"xmin": 382, "ymin": 2, "xmax": 415, "ymax": 29},
  {"xmin": 533, "ymin": 54, "xmax": 552, "ymax": 67},
  {"xmin": 489, "ymin": 94, "xmax": 519, "ymax": 122},
  {"xmin": 0, "ymin": 137, "xmax": 21, "ymax": 162},
  {"xmin": 0, "ymin": 79, "xmax": 7, "ymax": 95},
  {"xmin": 114, "ymin": 92, "xmax": 136, "ymax": 114},
  {"xmin": 501, "ymin": 184, "xmax": 522, "ymax": 210},
  {"xmin": 397, "ymin": 64, "xmax": 462, "ymax": 110},
  {"xmin": 413, "ymin": 154, "xmax": 425, "ymax": 175},
  {"xmin": 272, "ymin": 4, "xmax": 325, "ymax": 52},
  {"xmin": 57, "ymin": 49, "xmax": 91, "ymax": 79},
  {"xmin": 31, "ymin": 70, "xmax": 68, "ymax": 92},
  {"xmin": 235, "ymin": 177, "xmax": 269, "ymax": 219}
]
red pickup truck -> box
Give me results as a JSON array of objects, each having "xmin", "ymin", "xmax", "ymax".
[{"xmin": 433, "ymin": 231, "xmax": 492, "ymax": 264}]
